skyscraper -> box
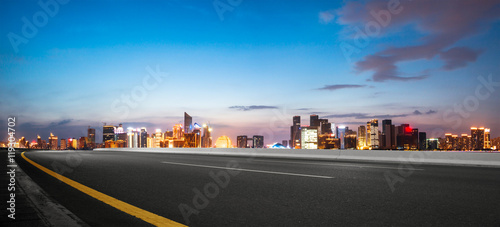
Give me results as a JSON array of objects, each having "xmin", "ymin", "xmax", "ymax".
[
  {"xmin": 49, "ymin": 133, "xmax": 58, "ymax": 150},
  {"xmin": 310, "ymin": 115, "xmax": 319, "ymax": 127},
  {"xmin": 60, "ymin": 139, "xmax": 66, "ymax": 150},
  {"xmin": 382, "ymin": 119, "xmax": 395, "ymax": 150},
  {"xmin": 184, "ymin": 112, "xmax": 193, "ymax": 134},
  {"xmin": 103, "ymin": 125, "xmax": 115, "ymax": 142},
  {"xmin": 357, "ymin": 125, "xmax": 366, "ymax": 149},
  {"xmin": 484, "ymin": 128, "xmax": 491, "ymax": 150},
  {"xmin": 201, "ymin": 124, "xmax": 212, "ymax": 148},
  {"xmin": 471, "ymin": 127, "xmax": 485, "ymax": 150},
  {"xmin": 87, "ymin": 127, "xmax": 96, "ymax": 148},
  {"xmin": 290, "ymin": 116, "xmax": 301, "ymax": 149},
  {"xmin": 419, "ymin": 132, "xmax": 427, "ymax": 150},
  {"xmin": 301, "ymin": 127, "xmax": 318, "ymax": 149},
  {"xmin": 253, "ymin": 135, "xmax": 264, "ymax": 148},
  {"xmin": 140, "ymin": 128, "xmax": 147, "ymax": 148},
  {"xmin": 237, "ymin": 136, "xmax": 248, "ymax": 148},
  {"xmin": 368, "ymin": 119, "xmax": 379, "ymax": 149}
]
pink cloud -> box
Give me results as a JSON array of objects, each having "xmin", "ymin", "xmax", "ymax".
[{"xmin": 335, "ymin": 0, "xmax": 500, "ymax": 82}]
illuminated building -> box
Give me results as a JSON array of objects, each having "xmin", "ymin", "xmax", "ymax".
[
  {"xmin": 37, "ymin": 135, "xmax": 42, "ymax": 149},
  {"xmin": 484, "ymin": 128, "xmax": 491, "ymax": 150},
  {"xmin": 103, "ymin": 125, "xmax": 115, "ymax": 142},
  {"xmin": 140, "ymin": 128, "xmax": 147, "ymax": 148},
  {"xmin": 357, "ymin": 126, "xmax": 366, "ymax": 149},
  {"xmin": 471, "ymin": 127, "xmax": 485, "ymax": 150},
  {"xmin": 344, "ymin": 130, "xmax": 357, "ymax": 149},
  {"xmin": 201, "ymin": 124, "xmax": 212, "ymax": 148},
  {"xmin": 184, "ymin": 128, "xmax": 201, "ymax": 148},
  {"xmin": 154, "ymin": 129, "xmax": 162, "ymax": 148},
  {"xmin": 396, "ymin": 124, "xmax": 412, "ymax": 150},
  {"xmin": 411, "ymin": 128, "xmax": 419, "ymax": 150},
  {"xmin": 318, "ymin": 134, "xmax": 339, "ymax": 149},
  {"xmin": 18, "ymin": 137, "xmax": 27, "ymax": 148},
  {"xmin": 419, "ymin": 132, "xmax": 427, "ymax": 150},
  {"xmin": 88, "ymin": 127, "xmax": 96, "ymax": 148},
  {"xmin": 60, "ymin": 139, "xmax": 66, "ymax": 150},
  {"xmin": 173, "ymin": 124, "xmax": 184, "ymax": 139},
  {"xmin": 73, "ymin": 138, "xmax": 78, "ymax": 149},
  {"xmin": 290, "ymin": 116, "xmax": 301, "ymax": 149},
  {"xmin": 237, "ymin": 136, "xmax": 248, "ymax": 148},
  {"xmin": 337, "ymin": 126, "xmax": 346, "ymax": 149},
  {"xmin": 319, "ymin": 119, "xmax": 331, "ymax": 135},
  {"xmin": 78, "ymin": 137, "xmax": 87, "ymax": 149},
  {"xmin": 460, "ymin": 134, "xmax": 471, "ymax": 151},
  {"xmin": 215, "ymin": 136, "xmax": 232, "ymax": 148},
  {"xmin": 184, "ymin": 112, "xmax": 193, "ymax": 134},
  {"xmin": 253, "ymin": 135, "xmax": 264, "ymax": 148},
  {"xmin": 369, "ymin": 119, "xmax": 379, "ymax": 149},
  {"xmin": 49, "ymin": 133, "xmax": 58, "ymax": 150},
  {"xmin": 426, "ymin": 138, "xmax": 439, "ymax": 150},
  {"xmin": 301, "ymin": 127, "xmax": 318, "ymax": 149},
  {"xmin": 127, "ymin": 128, "xmax": 139, "ymax": 148}
]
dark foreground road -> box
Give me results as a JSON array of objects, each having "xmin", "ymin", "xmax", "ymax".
[{"xmin": 14, "ymin": 150, "xmax": 500, "ymax": 226}]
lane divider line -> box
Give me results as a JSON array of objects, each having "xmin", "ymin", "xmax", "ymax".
[
  {"xmin": 161, "ymin": 161, "xmax": 334, "ymax": 179},
  {"xmin": 21, "ymin": 152, "xmax": 186, "ymax": 227},
  {"xmin": 252, "ymin": 159, "xmax": 425, "ymax": 171}
]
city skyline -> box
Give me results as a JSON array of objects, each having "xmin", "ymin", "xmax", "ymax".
[{"xmin": 2, "ymin": 0, "xmax": 500, "ymax": 143}]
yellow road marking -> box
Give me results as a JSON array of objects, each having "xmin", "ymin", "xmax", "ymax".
[{"xmin": 21, "ymin": 152, "xmax": 186, "ymax": 227}]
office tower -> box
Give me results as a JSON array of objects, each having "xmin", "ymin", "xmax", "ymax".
[
  {"xmin": 173, "ymin": 124, "xmax": 183, "ymax": 139},
  {"xmin": 184, "ymin": 112, "xmax": 193, "ymax": 134},
  {"xmin": 410, "ymin": 128, "xmax": 419, "ymax": 150},
  {"xmin": 310, "ymin": 115, "xmax": 319, "ymax": 128},
  {"xmin": 337, "ymin": 126, "xmax": 346, "ymax": 149},
  {"xmin": 253, "ymin": 135, "xmax": 264, "ymax": 148},
  {"xmin": 396, "ymin": 124, "xmax": 412, "ymax": 150},
  {"xmin": 382, "ymin": 119, "xmax": 395, "ymax": 150},
  {"xmin": 344, "ymin": 130, "xmax": 357, "ymax": 149},
  {"xmin": 460, "ymin": 134, "xmax": 470, "ymax": 151},
  {"xmin": 318, "ymin": 134, "xmax": 340, "ymax": 149},
  {"xmin": 103, "ymin": 125, "xmax": 115, "ymax": 142},
  {"xmin": 154, "ymin": 129, "xmax": 162, "ymax": 148},
  {"xmin": 87, "ymin": 127, "xmax": 95, "ymax": 148},
  {"xmin": 140, "ymin": 128, "xmax": 147, "ymax": 148},
  {"xmin": 419, "ymin": 132, "xmax": 427, "ymax": 150},
  {"xmin": 367, "ymin": 119, "xmax": 379, "ymax": 149},
  {"xmin": 49, "ymin": 133, "xmax": 58, "ymax": 150},
  {"xmin": 201, "ymin": 124, "xmax": 212, "ymax": 148},
  {"xmin": 237, "ymin": 136, "xmax": 248, "ymax": 148},
  {"xmin": 426, "ymin": 138, "xmax": 439, "ymax": 150},
  {"xmin": 318, "ymin": 119, "xmax": 329, "ymax": 134},
  {"xmin": 301, "ymin": 127, "xmax": 318, "ymax": 149},
  {"xmin": 357, "ymin": 125, "xmax": 366, "ymax": 149},
  {"xmin": 60, "ymin": 139, "xmax": 66, "ymax": 150},
  {"xmin": 78, "ymin": 137, "xmax": 87, "ymax": 149},
  {"xmin": 290, "ymin": 116, "xmax": 301, "ymax": 149},
  {"xmin": 484, "ymin": 128, "xmax": 491, "ymax": 150},
  {"xmin": 471, "ymin": 127, "xmax": 485, "ymax": 150}
]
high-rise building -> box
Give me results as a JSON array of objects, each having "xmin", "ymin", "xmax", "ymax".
[
  {"xmin": 310, "ymin": 115, "xmax": 319, "ymax": 127},
  {"xmin": 396, "ymin": 124, "xmax": 412, "ymax": 150},
  {"xmin": 87, "ymin": 127, "xmax": 96, "ymax": 149},
  {"xmin": 253, "ymin": 135, "xmax": 264, "ymax": 148},
  {"xmin": 318, "ymin": 119, "xmax": 330, "ymax": 134},
  {"xmin": 184, "ymin": 112, "xmax": 193, "ymax": 134},
  {"xmin": 460, "ymin": 134, "xmax": 470, "ymax": 151},
  {"xmin": 368, "ymin": 119, "xmax": 379, "ymax": 149},
  {"xmin": 140, "ymin": 128, "xmax": 147, "ymax": 148},
  {"xmin": 301, "ymin": 127, "xmax": 318, "ymax": 149},
  {"xmin": 60, "ymin": 139, "xmax": 66, "ymax": 150},
  {"xmin": 103, "ymin": 125, "xmax": 115, "ymax": 142},
  {"xmin": 357, "ymin": 125, "xmax": 366, "ymax": 149},
  {"xmin": 201, "ymin": 124, "xmax": 212, "ymax": 148},
  {"xmin": 344, "ymin": 130, "xmax": 357, "ymax": 149},
  {"xmin": 154, "ymin": 129, "xmax": 162, "ymax": 148},
  {"xmin": 318, "ymin": 134, "xmax": 340, "ymax": 149},
  {"xmin": 426, "ymin": 138, "xmax": 439, "ymax": 150},
  {"xmin": 49, "ymin": 133, "xmax": 58, "ymax": 150},
  {"xmin": 419, "ymin": 132, "xmax": 427, "ymax": 150},
  {"xmin": 382, "ymin": 119, "xmax": 395, "ymax": 150},
  {"xmin": 290, "ymin": 116, "xmax": 301, "ymax": 149},
  {"xmin": 173, "ymin": 124, "xmax": 184, "ymax": 139},
  {"xmin": 471, "ymin": 127, "xmax": 485, "ymax": 150},
  {"xmin": 237, "ymin": 136, "xmax": 248, "ymax": 148},
  {"xmin": 484, "ymin": 128, "xmax": 491, "ymax": 150}
]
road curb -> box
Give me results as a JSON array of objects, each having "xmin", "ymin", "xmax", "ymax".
[{"xmin": 16, "ymin": 153, "xmax": 89, "ymax": 227}]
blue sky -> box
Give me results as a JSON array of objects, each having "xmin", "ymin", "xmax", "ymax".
[{"xmin": 1, "ymin": 0, "xmax": 500, "ymax": 143}]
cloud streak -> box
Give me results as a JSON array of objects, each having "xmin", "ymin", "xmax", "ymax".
[
  {"xmin": 317, "ymin": 84, "xmax": 366, "ymax": 91},
  {"xmin": 335, "ymin": 0, "xmax": 500, "ymax": 82},
  {"xmin": 324, "ymin": 109, "xmax": 437, "ymax": 119},
  {"xmin": 229, "ymin": 105, "xmax": 279, "ymax": 111}
]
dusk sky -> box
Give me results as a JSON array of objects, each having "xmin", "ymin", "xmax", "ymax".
[{"xmin": 1, "ymin": 0, "xmax": 500, "ymax": 144}]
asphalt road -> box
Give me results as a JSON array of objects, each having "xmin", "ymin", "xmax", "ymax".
[{"xmin": 15, "ymin": 150, "xmax": 500, "ymax": 226}]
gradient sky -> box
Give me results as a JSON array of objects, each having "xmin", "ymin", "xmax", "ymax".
[{"xmin": 1, "ymin": 0, "xmax": 500, "ymax": 144}]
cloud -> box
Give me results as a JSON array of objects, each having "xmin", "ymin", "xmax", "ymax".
[
  {"xmin": 440, "ymin": 47, "xmax": 483, "ymax": 70},
  {"xmin": 426, "ymin": 110, "xmax": 437, "ymax": 114},
  {"xmin": 324, "ymin": 109, "xmax": 437, "ymax": 120},
  {"xmin": 319, "ymin": 10, "xmax": 336, "ymax": 24},
  {"xmin": 317, "ymin": 84, "xmax": 366, "ymax": 91},
  {"xmin": 413, "ymin": 110, "xmax": 422, "ymax": 115},
  {"xmin": 334, "ymin": 0, "xmax": 500, "ymax": 82},
  {"xmin": 296, "ymin": 108, "xmax": 312, "ymax": 111},
  {"xmin": 48, "ymin": 119, "xmax": 73, "ymax": 127},
  {"xmin": 229, "ymin": 105, "xmax": 278, "ymax": 111}
]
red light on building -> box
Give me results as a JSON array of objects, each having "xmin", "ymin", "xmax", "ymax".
[{"xmin": 405, "ymin": 126, "xmax": 412, "ymax": 133}]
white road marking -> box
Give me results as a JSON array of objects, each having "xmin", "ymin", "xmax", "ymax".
[
  {"xmin": 161, "ymin": 161, "xmax": 334, "ymax": 179},
  {"xmin": 251, "ymin": 159, "xmax": 424, "ymax": 171}
]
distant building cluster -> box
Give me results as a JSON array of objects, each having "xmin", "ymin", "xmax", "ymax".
[
  {"xmin": 287, "ymin": 115, "xmax": 496, "ymax": 151},
  {"xmin": 103, "ymin": 112, "xmax": 214, "ymax": 148},
  {"xmin": 4, "ymin": 113, "xmax": 497, "ymax": 152}
]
